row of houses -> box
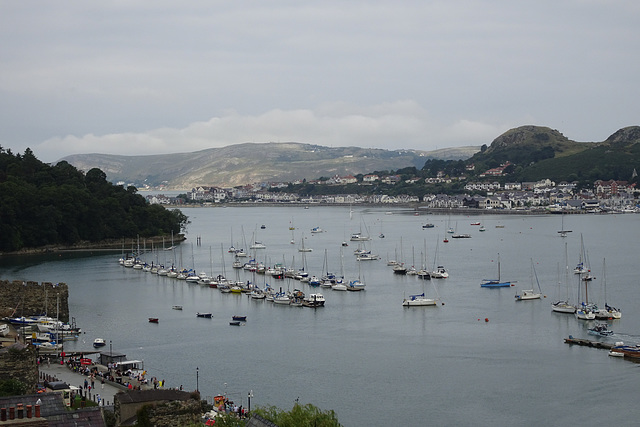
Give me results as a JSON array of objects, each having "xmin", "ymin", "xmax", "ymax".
[{"xmin": 146, "ymin": 178, "xmax": 638, "ymax": 212}]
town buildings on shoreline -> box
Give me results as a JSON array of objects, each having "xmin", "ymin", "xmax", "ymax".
[{"xmin": 145, "ymin": 177, "xmax": 639, "ymax": 213}]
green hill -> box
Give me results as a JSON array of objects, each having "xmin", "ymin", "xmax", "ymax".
[
  {"xmin": 467, "ymin": 125, "xmax": 640, "ymax": 183},
  {"xmin": 0, "ymin": 148, "xmax": 187, "ymax": 253}
]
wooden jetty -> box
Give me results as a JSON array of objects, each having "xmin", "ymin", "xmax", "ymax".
[
  {"xmin": 564, "ymin": 336, "xmax": 640, "ymax": 360},
  {"xmin": 564, "ymin": 336, "xmax": 614, "ymax": 350}
]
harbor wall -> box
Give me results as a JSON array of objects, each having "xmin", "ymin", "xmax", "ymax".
[{"xmin": 0, "ymin": 343, "xmax": 38, "ymax": 394}]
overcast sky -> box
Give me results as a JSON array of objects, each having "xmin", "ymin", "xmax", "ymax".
[{"xmin": 1, "ymin": 1, "xmax": 638, "ymax": 163}]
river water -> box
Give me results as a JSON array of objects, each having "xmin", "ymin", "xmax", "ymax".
[{"xmin": 1, "ymin": 206, "xmax": 639, "ymax": 426}]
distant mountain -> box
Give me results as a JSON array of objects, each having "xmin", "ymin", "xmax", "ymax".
[
  {"xmin": 60, "ymin": 143, "xmax": 479, "ymax": 189},
  {"xmin": 469, "ymin": 125, "xmax": 640, "ymax": 183}
]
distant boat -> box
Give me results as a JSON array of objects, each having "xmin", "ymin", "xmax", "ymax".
[
  {"xmin": 148, "ymin": 318, "xmax": 159, "ymax": 323},
  {"xmin": 402, "ymin": 292, "xmax": 437, "ymax": 307},
  {"xmin": 229, "ymin": 321, "xmax": 242, "ymax": 326},
  {"xmin": 302, "ymin": 293, "xmax": 325, "ymax": 307},
  {"xmin": 481, "ymin": 254, "xmax": 512, "ymax": 288},
  {"xmin": 430, "ymin": 266, "xmax": 449, "ymax": 279},
  {"xmin": 250, "ymin": 241, "xmax": 266, "ymax": 249},
  {"xmin": 557, "ymin": 214, "xmax": 572, "ymax": 237},
  {"xmin": 196, "ymin": 312, "xmax": 212, "ymax": 318},
  {"xmin": 232, "ymin": 315, "xmax": 247, "ymax": 322},
  {"xmin": 93, "ymin": 338, "xmax": 106, "ymax": 348},
  {"xmin": 172, "ymin": 305, "xmax": 183, "ymax": 310},
  {"xmin": 515, "ymin": 259, "xmax": 542, "ymax": 301},
  {"xmin": 422, "ymin": 223, "xmax": 434, "ymax": 229},
  {"xmin": 470, "ymin": 222, "xmax": 481, "ymax": 226},
  {"xmin": 311, "ymin": 227, "xmax": 323, "ymax": 233},
  {"xmin": 298, "ymin": 233, "xmax": 313, "ymax": 252}
]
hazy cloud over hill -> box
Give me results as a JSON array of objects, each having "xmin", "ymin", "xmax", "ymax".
[{"xmin": 1, "ymin": 1, "xmax": 638, "ymax": 162}]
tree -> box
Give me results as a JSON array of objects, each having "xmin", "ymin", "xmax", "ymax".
[{"xmin": 253, "ymin": 402, "xmax": 342, "ymax": 427}]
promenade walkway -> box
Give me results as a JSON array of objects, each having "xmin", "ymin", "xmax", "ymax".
[{"xmin": 38, "ymin": 360, "xmax": 153, "ymax": 407}]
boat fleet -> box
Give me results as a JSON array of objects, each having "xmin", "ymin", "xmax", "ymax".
[
  {"xmin": 1, "ymin": 314, "xmax": 82, "ymax": 353},
  {"xmin": 117, "ymin": 217, "xmax": 626, "ymax": 355}
]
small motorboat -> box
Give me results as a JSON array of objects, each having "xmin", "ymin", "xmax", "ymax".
[
  {"xmin": 229, "ymin": 321, "xmax": 242, "ymax": 326},
  {"xmin": 232, "ymin": 315, "xmax": 247, "ymax": 322},
  {"xmin": 93, "ymin": 338, "xmax": 106, "ymax": 348},
  {"xmin": 148, "ymin": 318, "xmax": 159, "ymax": 323},
  {"xmin": 588, "ymin": 323, "xmax": 613, "ymax": 337},
  {"xmin": 196, "ymin": 312, "xmax": 212, "ymax": 318},
  {"xmin": 609, "ymin": 349, "xmax": 624, "ymax": 357},
  {"xmin": 422, "ymin": 223, "xmax": 434, "ymax": 229},
  {"xmin": 172, "ymin": 305, "xmax": 183, "ymax": 310}
]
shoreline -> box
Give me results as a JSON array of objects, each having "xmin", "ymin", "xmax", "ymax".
[{"xmin": 0, "ymin": 235, "xmax": 186, "ymax": 258}]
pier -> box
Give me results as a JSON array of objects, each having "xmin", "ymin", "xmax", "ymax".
[{"xmin": 564, "ymin": 336, "xmax": 614, "ymax": 350}]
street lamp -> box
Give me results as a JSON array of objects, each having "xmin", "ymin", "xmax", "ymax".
[
  {"xmin": 196, "ymin": 367, "xmax": 199, "ymax": 392},
  {"xmin": 248, "ymin": 390, "xmax": 253, "ymax": 414}
]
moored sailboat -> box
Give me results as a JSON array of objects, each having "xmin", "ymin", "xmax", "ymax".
[{"xmin": 481, "ymin": 254, "xmax": 512, "ymax": 288}]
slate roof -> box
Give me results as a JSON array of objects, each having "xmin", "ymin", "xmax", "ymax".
[
  {"xmin": 0, "ymin": 393, "xmax": 105, "ymax": 427},
  {"xmin": 115, "ymin": 389, "xmax": 192, "ymax": 404}
]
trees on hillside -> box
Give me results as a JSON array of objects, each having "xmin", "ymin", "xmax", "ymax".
[{"xmin": 0, "ymin": 147, "xmax": 188, "ymax": 252}]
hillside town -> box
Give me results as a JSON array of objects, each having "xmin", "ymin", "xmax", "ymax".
[{"xmin": 145, "ymin": 173, "xmax": 640, "ymax": 213}]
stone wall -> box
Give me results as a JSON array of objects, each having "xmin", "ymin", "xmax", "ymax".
[
  {"xmin": 0, "ymin": 343, "xmax": 38, "ymax": 394},
  {"xmin": 0, "ymin": 281, "xmax": 69, "ymax": 323},
  {"xmin": 148, "ymin": 398, "xmax": 209, "ymax": 427}
]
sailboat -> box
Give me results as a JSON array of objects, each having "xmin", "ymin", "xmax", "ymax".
[
  {"xmin": 515, "ymin": 259, "xmax": 542, "ymax": 301},
  {"xmin": 574, "ymin": 235, "xmax": 597, "ymax": 320},
  {"xmin": 430, "ymin": 239, "xmax": 448, "ymax": 279},
  {"xmin": 350, "ymin": 216, "xmax": 371, "ymax": 241},
  {"xmin": 346, "ymin": 258, "xmax": 366, "ymax": 291},
  {"xmin": 557, "ymin": 213, "xmax": 572, "ymax": 237},
  {"xmin": 594, "ymin": 258, "xmax": 622, "ymax": 319},
  {"xmin": 551, "ymin": 243, "xmax": 576, "ymax": 313},
  {"xmin": 481, "ymin": 254, "xmax": 512, "ymax": 287},
  {"xmin": 392, "ymin": 239, "xmax": 407, "ymax": 275},
  {"xmin": 332, "ymin": 248, "xmax": 347, "ymax": 291},
  {"xmin": 298, "ymin": 233, "xmax": 313, "ymax": 252},
  {"xmin": 402, "ymin": 272, "xmax": 442, "ymax": 307}
]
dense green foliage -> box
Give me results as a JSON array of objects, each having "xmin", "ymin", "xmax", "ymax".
[
  {"xmin": 253, "ymin": 402, "xmax": 342, "ymax": 427},
  {"xmin": 0, "ymin": 379, "xmax": 28, "ymax": 396},
  {"xmin": 0, "ymin": 147, "xmax": 188, "ymax": 252}
]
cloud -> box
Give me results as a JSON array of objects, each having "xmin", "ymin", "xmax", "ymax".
[
  {"xmin": 2, "ymin": 2, "xmax": 638, "ymax": 163},
  {"xmin": 38, "ymin": 101, "xmax": 513, "ymax": 161}
]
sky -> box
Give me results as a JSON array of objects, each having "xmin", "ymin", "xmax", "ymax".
[{"xmin": 1, "ymin": 1, "xmax": 639, "ymax": 163}]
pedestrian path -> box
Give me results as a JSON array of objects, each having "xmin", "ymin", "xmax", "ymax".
[{"xmin": 39, "ymin": 361, "xmax": 148, "ymax": 407}]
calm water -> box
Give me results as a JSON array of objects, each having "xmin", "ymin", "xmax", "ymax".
[{"xmin": 2, "ymin": 207, "xmax": 640, "ymax": 426}]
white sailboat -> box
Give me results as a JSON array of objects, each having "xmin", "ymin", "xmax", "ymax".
[
  {"xmin": 298, "ymin": 233, "xmax": 313, "ymax": 252},
  {"xmin": 594, "ymin": 258, "xmax": 622, "ymax": 319},
  {"xmin": 515, "ymin": 259, "xmax": 542, "ymax": 301},
  {"xmin": 551, "ymin": 242, "xmax": 576, "ymax": 313},
  {"xmin": 557, "ymin": 213, "xmax": 572, "ymax": 237},
  {"xmin": 402, "ymin": 271, "xmax": 442, "ymax": 307},
  {"xmin": 346, "ymin": 257, "xmax": 366, "ymax": 291}
]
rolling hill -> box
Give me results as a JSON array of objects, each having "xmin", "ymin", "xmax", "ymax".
[{"xmin": 60, "ymin": 143, "xmax": 479, "ymax": 189}]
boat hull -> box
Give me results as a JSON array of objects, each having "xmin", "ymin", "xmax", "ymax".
[{"xmin": 481, "ymin": 281, "xmax": 511, "ymax": 288}]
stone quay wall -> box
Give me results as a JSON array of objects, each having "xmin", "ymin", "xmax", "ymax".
[{"xmin": 0, "ymin": 280, "xmax": 70, "ymax": 323}]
